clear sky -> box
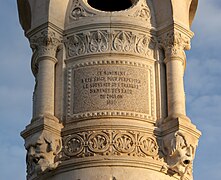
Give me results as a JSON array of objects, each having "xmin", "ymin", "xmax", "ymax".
[{"xmin": 0, "ymin": 0, "xmax": 220, "ymax": 179}]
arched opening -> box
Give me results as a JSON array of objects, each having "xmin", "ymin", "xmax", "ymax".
[{"xmin": 88, "ymin": 0, "xmax": 134, "ymax": 12}]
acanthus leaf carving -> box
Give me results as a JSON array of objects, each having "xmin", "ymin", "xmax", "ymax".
[
  {"xmin": 88, "ymin": 30, "xmax": 109, "ymax": 53},
  {"xmin": 158, "ymin": 31, "xmax": 190, "ymax": 62},
  {"xmin": 65, "ymin": 29, "xmax": 156, "ymax": 58},
  {"xmin": 30, "ymin": 30, "xmax": 62, "ymax": 59},
  {"xmin": 136, "ymin": 36, "xmax": 156, "ymax": 57},
  {"xmin": 68, "ymin": 34, "xmax": 86, "ymax": 56},
  {"xmin": 112, "ymin": 31, "xmax": 135, "ymax": 53}
]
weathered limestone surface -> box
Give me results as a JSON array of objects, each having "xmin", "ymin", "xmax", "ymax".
[{"xmin": 18, "ymin": 0, "xmax": 201, "ymax": 179}]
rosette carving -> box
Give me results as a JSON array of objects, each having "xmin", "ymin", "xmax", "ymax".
[
  {"xmin": 113, "ymin": 132, "xmax": 135, "ymax": 153},
  {"xmin": 88, "ymin": 132, "xmax": 110, "ymax": 153},
  {"xmin": 139, "ymin": 136, "xmax": 158, "ymax": 156},
  {"xmin": 64, "ymin": 134, "xmax": 84, "ymax": 156}
]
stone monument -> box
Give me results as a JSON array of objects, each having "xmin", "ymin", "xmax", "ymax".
[{"xmin": 17, "ymin": 0, "xmax": 201, "ymax": 179}]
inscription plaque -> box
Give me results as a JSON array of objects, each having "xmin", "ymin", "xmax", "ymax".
[{"xmin": 71, "ymin": 64, "xmax": 151, "ymax": 115}]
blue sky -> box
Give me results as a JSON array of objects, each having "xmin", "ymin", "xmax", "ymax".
[{"xmin": 0, "ymin": 0, "xmax": 220, "ymax": 179}]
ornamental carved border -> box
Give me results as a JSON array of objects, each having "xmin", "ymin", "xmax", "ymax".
[
  {"xmin": 63, "ymin": 129, "xmax": 159, "ymax": 159},
  {"xmin": 66, "ymin": 60, "xmax": 155, "ymax": 122},
  {"xmin": 65, "ymin": 30, "xmax": 156, "ymax": 59}
]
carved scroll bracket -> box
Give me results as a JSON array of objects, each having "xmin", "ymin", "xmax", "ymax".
[
  {"xmin": 160, "ymin": 116, "xmax": 201, "ymax": 180},
  {"xmin": 21, "ymin": 115, "xmax": 63, "ymax": 180},
  {"xmin": 163, "ymin": 132, "xmax": 192, "ymax": 177}
]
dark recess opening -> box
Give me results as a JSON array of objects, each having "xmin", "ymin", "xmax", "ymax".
[{"xmin": 88, "ymin": 0, "xmax": 133, "ymax": 12}]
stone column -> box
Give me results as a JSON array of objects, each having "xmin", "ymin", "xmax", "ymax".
[
  {"xmin": 160, "ymin": 31, "xmax": 201, "ymax": 179},
  {"xmin": 30, "ymin": 30, "xmax": 61, "ymax": 117},
  {"xmin": 161, "ymin": 32, "xmax": 190, "ymax": 119},
  {"xmin": 21, "ymin": 30, "xmax": 63, "ymax": 180}
]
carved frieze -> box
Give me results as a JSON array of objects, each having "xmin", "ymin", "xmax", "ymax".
[
  {"xmin": 63, "ymin": 130, "xmax": 158, "ymax": 159},
  {"xmin": 65, "ymin": 29, "xmax": 156, "ymax": 58}
]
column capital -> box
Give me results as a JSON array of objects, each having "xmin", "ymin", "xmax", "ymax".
[
  {"xmin": 30, "ymin": 29, "xmax": 62, "ymax": 59},
  {"xmin": 159, "ymin": 31, "xmax": 191, "ymax": 64},
  {"xmin": 30, "ymin": 29, "xmax": 62, "ymax": 75}
]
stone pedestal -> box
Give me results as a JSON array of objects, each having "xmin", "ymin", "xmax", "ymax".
[{"xmin": 18, "ymin": 0, "xmax": 201, "ymax": 179}]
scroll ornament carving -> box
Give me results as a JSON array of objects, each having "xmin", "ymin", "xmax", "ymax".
[
  {"xmin": 68, "ymin": 34, "xmax": 86, "ymax": 56},
  {"xmin": 25, "ymin": 132, "xmax": 62, "ymax": 178},
  {"xmin": 88, "ymin": 30, "xmax": 109, "ymax": 52},
  {"xmin": 63, "ymin": 130, "xmax": 158, "ymax": 159},
  {"xmin": 66, "ymin": 30, "xmax": 156, "ymax": 58},
  {"xmin": 130, "ymin": 3, "xmax": 151, "ymax": 21},
  {"xmin": 30, "ymin": 30, "xmax": 62, "ymax": 59},
  {"xmin": 162, "ymin": 132, "xmax": 195, "ymax": 179},
  {"xmin": 159, "ymin": 32, "xmax": 191, "ymax": 62},
  {"xmin": 113, "ymin": 31, "xmax": 135, "ymax": 52},
  {"xmin": 70, "ymin": 0, "xmax": 94, "ymax": 20}
]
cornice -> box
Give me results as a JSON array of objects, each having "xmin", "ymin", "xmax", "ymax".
[
  {"xmin": 26, "ymin": 22, "xmax": 64, "ymax": 39},
  {"xmin": 157, "ymin": 22, "xmax": 194, "ymax": 39}
]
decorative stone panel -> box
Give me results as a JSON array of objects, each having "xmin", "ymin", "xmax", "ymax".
[{"xmin": 66, "ymin": 60, "xmax": 155, "ymax": 122}]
